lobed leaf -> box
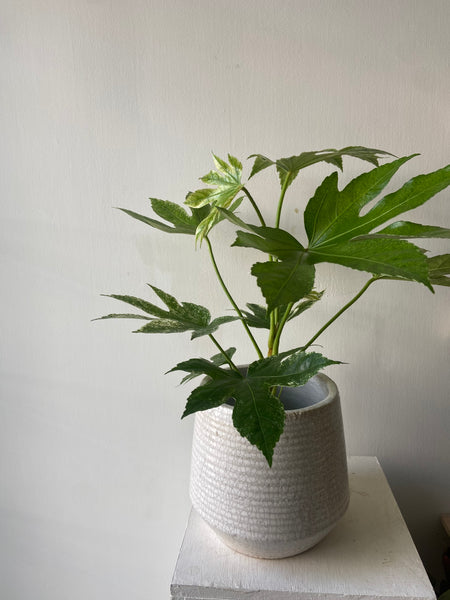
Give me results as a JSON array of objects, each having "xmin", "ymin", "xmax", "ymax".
[
  {"xmin": 361, "ymin": 221, "xmax": 450, "ymax": 239},
  {"xmin": 248, "ymin": 146, "xmax": 394, "ymax": 190},
  {"xmin": 101, "ymin": 294, "xmax": 170, "ymax": 318},
  {"xmin": 177, "ymin": 348, "xmax": 237, "ymax": 384},
  {"xmin": 247, "ymin": 349, "xmax": 340, "ymax": 387},
  {"xmin": 232, "ymin": 382, "xmax": 285, "ymax": 467},
  {"xmin": 251, "ymin": 257, "xmax": 315, "ymax": 312},
  {"xmin": 427, "ymin": 254, "xmax": 450, "ymax": 287},
  {"xmin": 305, "ymin": 156, "xmax": 416, "ymax": 247},
  {"xmin": 182, "ymin": 376, "xmax": 242, "ymax": 418},
  {"xmin": 190, "ymin": 315, "xmax": 240, "ymax": 339},
  {"xmin": 308, "ymin": 238, "xmax": 432, "ymax": 290}
]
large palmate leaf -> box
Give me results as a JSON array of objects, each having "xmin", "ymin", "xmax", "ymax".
[
  {"xmin": 175, "ymin": 348, "xmax": 338, "ymax": 465},
  {"xmin": 306, "ymin": 160, "xmax": 450, "ymax": 248},
  {"xmin": 96, "ymin": 285, "xmax": 236, "ymax": 338},
  {"xmin": 304, "ymin": 158, "xmax": 450, "ymax": 287},
  {"xmin": 249, "ymin": 146, "xmax": 393, "ymax": 190},
  {"xmin": 184, "ymin": 154, "xmax": 245, "ymax": 243},
  {"xmin": 304, "ymin": 155, "xmax": 416, "ymax": 246}
]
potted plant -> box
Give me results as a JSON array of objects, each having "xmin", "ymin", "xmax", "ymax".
[{"xmin": 97, "ymin": 147, "xmax": 450, "ymax": 558}]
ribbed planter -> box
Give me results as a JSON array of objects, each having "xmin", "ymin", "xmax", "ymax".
[{"xmin": 189, "ymin": 372, "xmax": 349, "ymax": 559}]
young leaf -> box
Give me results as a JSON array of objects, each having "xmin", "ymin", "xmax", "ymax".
[
  {"xmin": 251, "ymin": 258, "xmax": 315, "ymax": 312},
  {"xmin": 232, "ymin": 382, "xmax": 285, "ymax": 467},
  {"xmin": 184, "ymin": 154, "xmax": 244, "ymax": 243}
]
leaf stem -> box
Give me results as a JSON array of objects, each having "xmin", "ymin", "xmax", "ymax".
[
  {"xmin": 302, "ymin": 277, "xmax": 378, "ymax": 352},
  {"xmin": 205, "ymin": 236, "xmax": 264, "ymax": 360},
  {"xmin": 272, "ymin": 302, "xmax": 294, "ymax": 355},
  {"xmin": 208, "ymin": 334, "xmax": 240, "ymax": 373},
  {"xmin": 275, "ymin": 177, "xmax": 290, "ymax": 228},
  {"xmin": 242, "ymin": 187, "xmax": 266, "ymax": 227}
]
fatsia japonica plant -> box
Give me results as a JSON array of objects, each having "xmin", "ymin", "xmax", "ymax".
[{"xmin": 97, "ymin": 147, "xmax": 450, "ymax": 465}]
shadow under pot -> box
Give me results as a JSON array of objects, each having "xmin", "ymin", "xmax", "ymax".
[{"xmin": 189, "ymin": 372, "xmax": 349, "ymax": 559}]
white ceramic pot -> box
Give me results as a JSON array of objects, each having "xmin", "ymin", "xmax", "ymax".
[{"xmin": 189, "ymin": 373, "xmax": 349, "ymax": 558}]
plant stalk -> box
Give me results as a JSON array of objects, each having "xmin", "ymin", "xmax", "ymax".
[
  {"xmin": 275, "ymin": 177, "xmax": 290, "ymax": 228},
  {"xmin": 208, "ymin": 334, "xmax": 240, "ymax": 373},
  {"xmin": 205, "ymin": 236, "xmax": 264, "ymax": 360},
  {"xmin": 302, "ymin": 277, "xmax": 378, "ymax": 352},
  {"xmin": 272, "ymin": 302, "xmax": 294, "ymax": 355},
  {"xmin": 242, "ymin": 187, "xmax": 266, "ymax": 227}
]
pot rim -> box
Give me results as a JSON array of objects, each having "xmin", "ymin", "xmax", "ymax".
[{"xmin": 218, "ymin": 371, "xmax": 338, "ymax": 415}]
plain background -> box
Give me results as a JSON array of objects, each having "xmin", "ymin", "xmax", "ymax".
[{"xmin": 1, "ymin": 1, "xmax": 449, "ymax": 598}]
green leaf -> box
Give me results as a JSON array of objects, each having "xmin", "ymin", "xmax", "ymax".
[
  {"xmin": 242, "ymin": 291, "xmax": 323, "ymax": 329},
  {"xmin": 168, "ymin": 357, "xmax": 236, "ymax": 381},
  {"xmin": 309, "ymin": 238, "xmax": 432, "ymax": 289},
  {"xmin": 210, "ymin": 347, "xmax": 237, "ymax": 366},
  {"xmin": 117, "ymin": 199, "xmax": 199, "ymax": 235},
  {"xmin": 101, "ymin": 294, "xmax": 170, "ymax": 318},
  {"xmin": 177, "ymin": 349, "xmax": 237, "ymax": 384},
  {"xmin": 99, "ymin": 286, "xmax": 215, "ymax": 335},
  {"xmin": 248, "ymin": 154, "xmax": 274, "ymax": 179},
  {"xmin": 358, "ymin": 221, "xmax": 450, "ymax": 240},
  {"xmin": 249, "ymin": 146, "xmax": 394, "ymax": 189},
  {"xmin": 92, "ymin": 313, "xmax": 150, "ymax": 321},
  {"xmin": 287, "ymin": 291, "xmax": 324, "ymax": 321},
  {"xmin": 305, "ymin": 156, "xmax": 416, "ymax": 247},
  {"xmin": 232, "ymin": 227, "xmax": 304, "ymax": 259},
  {"xmin": 251, "ymin": 257, "xmax": 315, "ymax": 311},
  {"xmin": 359, "ymin": 164, "xmax": 450, "ymax": 234},
  {"xmin": 241, "ymin": 303, "xmax": 271, "ymax": 329},
  {"xmin": 190, "ymin": 315, "xmax": 240, "ymax": 339},
  {"xmin": 134, "ymin": 319, "xmax": 195, "ymax": 334},
  {"xmin": 247, "ymin": 349, "xmax": 340, "ymax": 387},
  {"xmin": 232, "ymin": 382, "xmax": 285, "ymax": 467},
  {"xmin": 428, "ymin": 254, "xmax": 450, "ymax": 287},
  {"xmin": 182, "ymin": 375, "xmax": 242, "ymax": 418},
  {"xmin": 150, "ymin": 198, "xmax": 196, "ymax": 229}
]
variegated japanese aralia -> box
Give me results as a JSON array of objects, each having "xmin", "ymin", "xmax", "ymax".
[{"xmin": 97, "ymin": 148, "xmax": 450, "ymax": 466}]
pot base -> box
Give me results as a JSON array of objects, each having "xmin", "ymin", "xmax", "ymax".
[{"xmin": 209, "ymin": 519, "xmax": 340, "ymax": 559}]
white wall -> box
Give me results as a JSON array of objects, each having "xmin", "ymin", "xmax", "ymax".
[{"xmin": 1, "ymin": 1, "xmax": 449, "ymax": 598}]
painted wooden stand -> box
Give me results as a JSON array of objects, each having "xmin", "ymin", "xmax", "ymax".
[{"xmin": 171, "ymin": 456, "xmax": 435, "ymax": 600}]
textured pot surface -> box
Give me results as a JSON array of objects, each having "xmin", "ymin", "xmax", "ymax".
[{"xmin": 189, "ymin": 373, "xmax": 349, "ymax": 558}]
